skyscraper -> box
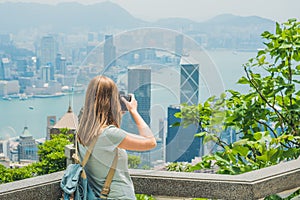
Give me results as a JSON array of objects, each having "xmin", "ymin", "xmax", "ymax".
[
  {"xmin": 103, "ymin": 35, "xmax": 116, "ymax": 68},
  {"xmin": 0, "ymin": 58, "xmax": 11, "ymax": 80},
  {"xmin": 122, "ymin": 66, "xmax": 152, "ymax": 167},
  {"xmin": 175, "ymin": 34, "xmax": 183, "ymax": 57},
  {"xmin": 128, "ymin": 66, "xmax": 151, "ymax": 126},
  {"xmin": 166, "ymin": 105, "xmax": 201, "ymax": 162},
  {"xmin": 17, "ymin": 126, "xmax": 38, "ymax": 161},
  {"xmin": 165, "ymin": 56, "xmax": 201, "ymax": 163},
  {"xmin": 40, "ymin": 35, "xmax": 57, "ymax": 80},
  {"xmin": 40, "ymin": 65, "xmax": 51, "ymax": 83},
  {"xmin": 55, "ymin": 53, "xmax": 66, "ymax": 76},
  {"xmin": 180, "ymin": 56, "xmax": 199, "ymax": 105}
]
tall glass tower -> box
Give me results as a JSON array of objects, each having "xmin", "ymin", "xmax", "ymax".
[
  {"xmin": 40, "ymin": 35, "xmax": 57, "ymax": 80},
  {"xmin": 128, "ymin": 66, "xmax": 151, "ymax": 126},
  {"xmin": 103, "ymin": 35, "xmax": 116, "ymax": 68},
  {"xmin": 180, "ymin": 56, "xmax": 199, "ymax": 105}
]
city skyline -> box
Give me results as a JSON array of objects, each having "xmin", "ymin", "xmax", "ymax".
[{"xmin": 2, "ymin": 0, "xmax": 300, "ymax": 23}]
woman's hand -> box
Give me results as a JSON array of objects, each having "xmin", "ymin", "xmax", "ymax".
[{"xmin": 121, "ymin": 93, "xmax": 137, "ymax": 113}]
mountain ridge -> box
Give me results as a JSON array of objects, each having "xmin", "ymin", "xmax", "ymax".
[{"xmin": 0, "ymin": 1, "xmax": 275, "ymax": 39}]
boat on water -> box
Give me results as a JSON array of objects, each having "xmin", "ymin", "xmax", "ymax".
[
  {"xmin": 32, "ymin": 93, "xmax": 65, "ymax": 98},
  {"xmin": 2, "ymin": 96, "xmax": 12, "ymax": 101}
]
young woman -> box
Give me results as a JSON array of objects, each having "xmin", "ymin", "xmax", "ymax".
[{"xmin": 77, "ymin": 75, "xmax": 156, "ymax": 200}]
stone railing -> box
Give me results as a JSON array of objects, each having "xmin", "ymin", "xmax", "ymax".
[{"xmin": 0, "ymin": 145, "xmax": 299, "ymax": 200}]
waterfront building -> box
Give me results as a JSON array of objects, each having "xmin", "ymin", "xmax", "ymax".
[
  {"xmin": 0, "ymin": 80, "xmax": 20, "ymax": 97},
  {"xmin": 180, "ymin": 56, "xmax": 199, "ymax": 105},
  {"xmin": 17, "ymin": 126, "xmax": 38, "ymax": 161},
  {"xmin": 18, "ymin": 77, "xmax": 33, "ymax": 93},
  {"xmin": 103, "ymin": 35, "xmax": 116, "ymax": 68},
  {"xmin": 0, "ymin": 58, "xmax": 11, "ymax": 80},
  {"xmin": 166, "ymin": 105, "xmax": 201, "ymax": 162},
  {"xmin": 40, "ymin": 65, "xmax": 51, "ymax": 83},
  {"xmin": 0, "ymin": 140, "xmax": 9, "ymax": 159}
]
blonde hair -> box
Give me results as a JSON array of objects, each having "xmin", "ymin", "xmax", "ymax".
[{"xmin": 77, "ymin": 75, "xmax": 121, "ymax": 146}]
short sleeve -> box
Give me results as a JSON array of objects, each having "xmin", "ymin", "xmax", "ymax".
[{"xmin": 101, "ymin": 126, "xmax": 127, "ymax": 147}]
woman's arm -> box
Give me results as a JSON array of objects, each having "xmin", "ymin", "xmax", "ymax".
[{"xmin": 118, "ymin": 94, "xmax": 157, "ymax": 151}]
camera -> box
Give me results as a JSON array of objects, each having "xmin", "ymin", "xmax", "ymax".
[{"xmin": 119, "ymin": 92, "xmax": 131, "ymax": 111}]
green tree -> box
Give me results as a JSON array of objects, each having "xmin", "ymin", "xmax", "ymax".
[
  {"xmin": 172, "ymin": 19, "xmax": 300, "ymax": 175},
  {"xmin": 128, "ymin": 154, "xmax": 141, "ymax": 169},
  {"xmin": 37, "ymin": 133, "xmax": 72, "ymax": 174}
]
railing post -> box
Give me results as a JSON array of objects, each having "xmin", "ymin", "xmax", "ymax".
[{"xmin": 64, "ymin": 144, "xmax": 75, "ymax": 166}]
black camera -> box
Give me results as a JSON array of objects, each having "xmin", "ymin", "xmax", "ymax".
[{"xmin": 119, "ymin": 92, "xmax": 131, "ymax": 111}]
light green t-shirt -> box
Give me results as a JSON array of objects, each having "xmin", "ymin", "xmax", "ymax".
[{"xmin": 78, "ymin": 126, "xmax": 136, "ymax": 200}]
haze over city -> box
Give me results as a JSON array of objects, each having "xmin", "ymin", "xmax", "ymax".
[{"xmin": 2, "ymin": 0, "xmax": 300, "ymax": 22}]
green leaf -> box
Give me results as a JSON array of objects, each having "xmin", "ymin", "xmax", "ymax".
[
  {"xmin": 232, "ymin": 146, "xmax": 250, "ymax": 157},
  {"xmin": 253, "ymin": 132, "xmax": 263, "ymax": 141},
  {"xmin": 195, "ymin": 132, "xmax": 207, "ymax": 137},
  {"xmin": 275, "ymin": 22, "xmax": 282, "ymax": 35},
  {"xmin": 237, "ymin": 76, "xmax": 249, "ymax": 84},
  {"xmin": 170, "ymin": 122, "xmax": 181, "ymax": 127},
  {"xmin": 232, "ymin": 139, "xmax": 249, "ymax": 146}
]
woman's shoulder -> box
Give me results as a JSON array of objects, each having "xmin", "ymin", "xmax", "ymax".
[{"xmin": 101, "ymin": 125, "xmax": 127, "ymax": 144}]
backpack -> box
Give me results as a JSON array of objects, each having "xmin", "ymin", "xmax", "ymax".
[{"xmin": 60, "ymin": 131, "xmax": 118, "ymax": 200}]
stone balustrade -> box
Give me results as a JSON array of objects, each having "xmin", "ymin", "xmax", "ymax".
[{"xmin": 0, "ymin": 145, "xmax": 299, "ymax": 200}]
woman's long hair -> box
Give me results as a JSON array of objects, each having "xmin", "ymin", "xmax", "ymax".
[{"xmin": 77, "ymin": 76, "xmax": 121, "ymax": 146}]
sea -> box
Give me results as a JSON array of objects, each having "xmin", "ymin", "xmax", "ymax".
[{"xmin": 0, "ymin": 50, "xmax": 256, "ymax": 140}]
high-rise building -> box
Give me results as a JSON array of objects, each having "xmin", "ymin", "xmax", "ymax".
[
  {"xmin": 17, "ymin": 126, "xmax": 38, "ymax": 161},
  {"xmin": 103, "ymin": 35, "xmax": 116, "ymax": 68},
  {"xmin": 175, "ymin": 34, "xmax": 183, "ymax": 57},
  {"xmin": 40, "ymin": 65, "xmax": 51, "ymax": 83},
  {"xmin": 0, "ymin": 80, "xmax": 20, "ymax": 96},
  {"xmin": 180, "ymin": 56, "xmax": 199, "ymax": 105},
  {"xmin": 166, "ymin": 105, "xmax": 201, "ymax": 162},
  {"xmin": 158, "ymin": 118, "xmax": 164, "ymax": 139},
  {"xmin": 128, "ymin": 66, "xmax": 151, "ymax": 126},
  {"xmin": 55, "ymin": 53, "xmax": 66, "ymax": 76},
  {"xmin": 16, "ymin": 59, "xmax": 28, "ymax": 76},
  {"xmin": 0, "ymin": 58, "xmax": 11, "ymax": 80},
  {"xmin": 122, "ymin": 66, "xmax": 152, "ymax": 167},
  {"xmin": 40, "ymin": 35, "xmax": 57, "ymax": 80}
]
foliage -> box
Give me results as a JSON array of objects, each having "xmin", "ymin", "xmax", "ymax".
[
  {"xmin": 165, "ymin": 162, "xmax": 193, "ymax": 172},
  {"xmin": 172, "ymin": 19, "xmax": 300, "ymax": 176},
  {"xmin": 264, "ymin": 188, "xmax": 300, "ymax": 200},
  {"xmin": 128, "ymin": 154, "xmax": 141, "ymax": 169},
  {"xmin": 37, "ymin": 133, "xmax": 72, "ymax": 174},
  {"xmin": 135, "ymin": 194, "xmax": 156, "ymax": 200}
]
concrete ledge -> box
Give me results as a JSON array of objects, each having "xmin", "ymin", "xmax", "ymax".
[
  {"xmin": 131, "ymin": 157, "xmax": 300, "ymax": 199},
  {"xmin": 0, "ymin": 146, "xmax": 299, "ymax": 200},
  {"xmin": 0, "ymin": 171, "xmax": 64, "ymax": 200}
]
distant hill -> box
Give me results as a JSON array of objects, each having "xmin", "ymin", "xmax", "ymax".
[
  {"xmin": 0, "ymin": 2, "xmax": 275, "ymax": 34},
  {"xmin": 0, "ymin": 1, "xmax": 146, "ymax": 33},
  {"xmin": 151, "ymin": 13, "xmax": 274, "ymax": 35}
]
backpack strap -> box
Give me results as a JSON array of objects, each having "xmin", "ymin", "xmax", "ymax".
[{"xmin": 100, "ymin": 148, "xmax": 118, "ymax": 199}]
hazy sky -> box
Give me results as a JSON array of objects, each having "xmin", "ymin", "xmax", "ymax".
[{"xmin": 3, "ymin": 0, "xmax": 300, "ymax": 22}]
